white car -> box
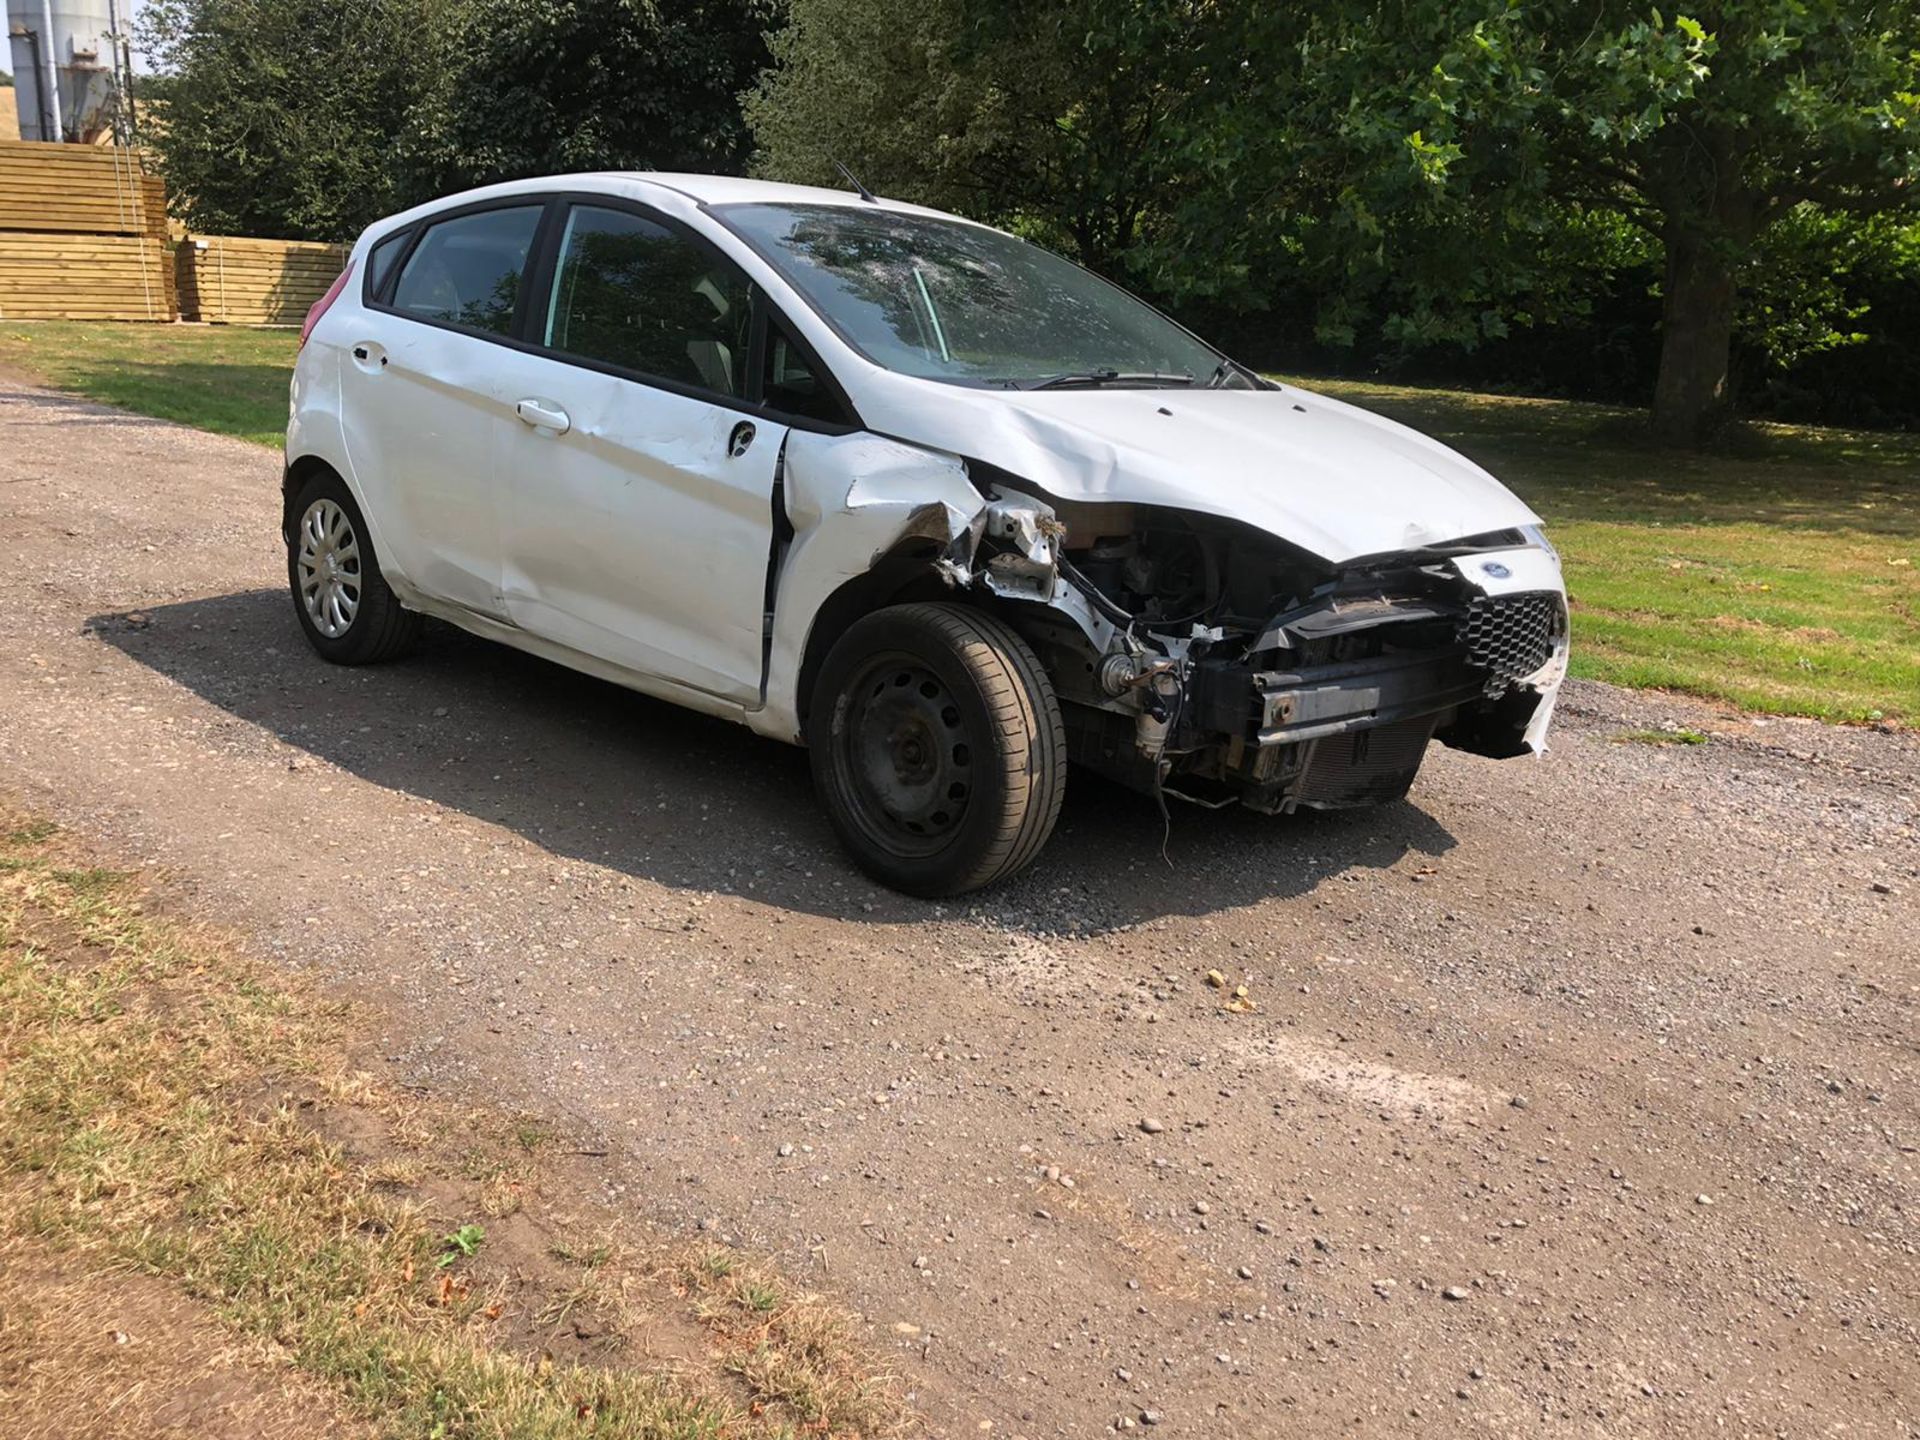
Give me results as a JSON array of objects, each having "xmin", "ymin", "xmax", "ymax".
[{"xmin": 286, "ymin": 173, "xmax": 1567, "ymax": 896}]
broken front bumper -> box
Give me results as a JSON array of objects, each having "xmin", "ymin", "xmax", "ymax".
[{"xmin": 1106, "ymin": 546, "xmax": 1569, "ymax": 811}]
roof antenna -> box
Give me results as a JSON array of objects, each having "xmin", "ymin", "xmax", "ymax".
[{"xmin": 833, "ymin": 160, "xmax": 878, "ymax": 204}]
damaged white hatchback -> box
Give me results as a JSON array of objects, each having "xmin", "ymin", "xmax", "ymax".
[{"xmin": 286, "ymin": 173, "xmax": 1568, "ymax": 896}]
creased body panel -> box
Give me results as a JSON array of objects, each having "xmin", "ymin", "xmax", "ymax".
[
  {"xmin": 850, "ymin": 376, "xmax": 1541, "ymax": 564},
  {"xmin": 751, "ymin": 431, "xmax": 984, "ymax": 741}
]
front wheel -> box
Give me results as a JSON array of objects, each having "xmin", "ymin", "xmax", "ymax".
[{"xmin": 807, "ymin": 602, "xmax": 1066, "ymax": 897}]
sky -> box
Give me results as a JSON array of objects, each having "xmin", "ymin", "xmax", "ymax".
[{"xmin": 125, "ymin": 0, "xmax": 151, "ymax": 71}]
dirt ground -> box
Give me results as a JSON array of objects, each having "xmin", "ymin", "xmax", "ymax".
[
  {"xmin": 2, "ymin": 379, "xmax": 1916, "ymax": 1438},
  {"xmin": 0, "ymin": 1240, "xmax": 372, "ymax": 1440}
]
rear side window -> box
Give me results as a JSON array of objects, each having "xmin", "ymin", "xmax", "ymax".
[
  {"xmin": 543, "ymin": 204, "xmax": 753, "ymax": 398},
  {"xmin": 365, "ymin": 229, "xmax": 410, "ymax": 300},
  {"xmin": 390, "ymin": 206, "xmax": 543, "ymax": 336}
]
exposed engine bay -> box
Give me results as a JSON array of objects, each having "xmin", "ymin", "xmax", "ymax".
[{"xmin": 944, "ymin": 484, "xmax": 1569, "ymax": 813}]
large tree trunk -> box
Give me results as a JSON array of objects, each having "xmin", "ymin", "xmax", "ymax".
[{"xmin": 1651, "ymin": 221, "xmax": 1739, "ymax": 443}]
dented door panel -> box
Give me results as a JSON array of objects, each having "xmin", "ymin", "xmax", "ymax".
[{"xmin": 493, "ymin": 352, "xmax": 787, "ymax": 706}]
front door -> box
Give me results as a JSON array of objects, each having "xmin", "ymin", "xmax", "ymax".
[{"xmin": 492, "ymin": 202, "xmax": 787, "ymax": 705}]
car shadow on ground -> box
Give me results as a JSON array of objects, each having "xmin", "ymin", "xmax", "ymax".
[{"xmin": 89, "ymin": 589, "xmax": 1456, "ymax": 934}]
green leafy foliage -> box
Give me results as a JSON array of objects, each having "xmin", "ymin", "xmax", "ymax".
[
  {"xmin": 135, "ymin": 0, "xmax": 1920, "ymax": 437},
  {"xmin": 141, "ymin": 0, "xmax": 777, "ymax": 241},
  {"xmin": 747, "ymin": 0, "xmax": 1306, "ymax": 294},
  {"xmin": 750, "ymin": 0, "xmax": 1920, "ymax": 440},
  {"xmin": 403, "ymin": 0, "xmax": 780, "ymax": 198},
  {"xmin": 1294, "ymin": 0, "xmax": 1920, "ymax": 438},
  {"xmin": 437, "ymin": 1223, "xmax": 486, "ymax": 1267},
  {"xmin": 140, "ymin": 0, "xmax": 428, "ymax": 240}
]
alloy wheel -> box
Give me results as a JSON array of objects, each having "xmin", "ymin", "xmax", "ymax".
[{"xmin": 296, "ymin": 497, "xmax": 362, "ymax": 638}]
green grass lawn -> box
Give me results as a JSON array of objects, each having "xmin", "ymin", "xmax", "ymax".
[
  {"xmin": 1, "ymin": 321, "xmax": 1913, "ymax": 723},
  {"xmin": 1291, "ymin": 378, "xmax": 1919, "ymax": 723},
  {"xmin": 0, "ymin": 320, "xmax": 297, "ymax": 447}
]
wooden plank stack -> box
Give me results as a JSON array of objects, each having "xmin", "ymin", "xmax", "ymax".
[
  {"xmin": 0, "ymin": 139, "xmax": 176, "ymax": 320},
  {"xmin": 177, "ymin": 234, "xmax": 349, "ymax": 325}
]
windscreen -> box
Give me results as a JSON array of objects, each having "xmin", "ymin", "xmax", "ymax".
[{"xmin": 716, "ymin": 202, "xmax": 1241, "ymax": 389}]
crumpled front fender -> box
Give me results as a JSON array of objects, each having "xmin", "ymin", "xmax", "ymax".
[{"xmin": 749, "ymin": 430, "xmax": 987, "ymax": 742}]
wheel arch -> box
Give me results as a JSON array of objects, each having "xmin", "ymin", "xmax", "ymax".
[
  {"xmin": 281, "ymin": 454, "xmax": 342, "ymax": 543},
  {"xmin": 793, "ymin": 552, "xmax": 965, "ymax": 729},
  {"xmin": 282, "ymin": 454, "xmax": 404, "ymax": 597}
]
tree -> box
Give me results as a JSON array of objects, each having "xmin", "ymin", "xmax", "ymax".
[
  {"xmin": 751, "ymin": 0, "xmax": 1920, "ymax": 441},
  {"xmin": 139, "ymin": 0, "xmax": 427, "ymax": 240},
  {"xmin": 747, "ymin": 0, "xmax": 1302, "ymax": 296},
  {"xmin": 1615, "ymin": 3, "xmax": 1917, "ymax": 439},
  {"xmin": 1288, "ymin": 0, "xmax": 1920, "ymax": 439},
  {"xmin": 405, "ymin": 0, "xmax": 781, "ymax": 199}
]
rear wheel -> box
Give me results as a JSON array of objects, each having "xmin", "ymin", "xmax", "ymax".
[
  {"xmin": 807, "ymin": 602, "xmax": 1066, "ymax": 897},
  {"xmin": 286, "ymin": 469, "xmax": 420, "ymax": 664}
]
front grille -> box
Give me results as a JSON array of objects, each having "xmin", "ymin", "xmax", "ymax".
[{"xmin": 1459, "ymin": 591, "xmax": 1561, "ymax": 693}]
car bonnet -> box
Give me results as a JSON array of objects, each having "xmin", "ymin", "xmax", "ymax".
[{"xmin": 851, "ymin": 376, "xmax": 1543, "ymax": 564}]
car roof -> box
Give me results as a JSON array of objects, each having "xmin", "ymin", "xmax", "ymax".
[
  {"xmin": 370, "ymin": 172, "xmax": 970, "ymax": 238},
  {"xmin": 580, "ymin": 173, "xmax": 981, "ymax": 230},
  {"xmin": 614, "ymin": 172, "xmax": 939, "ymax": 211}
]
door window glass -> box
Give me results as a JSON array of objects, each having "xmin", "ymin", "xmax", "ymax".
[
  {"xmin": 761, "ymin": 317, "xmax": 846, "ymax": 424},
  {"xmin": 390, "ymin": 206, "xmax": 542, "ymax": 335},
  {"xmin": 544, "ymin": 205, "xmax": 752, "ymax": 397},
  {"xmin": 365, "ymin": 229, "xmax": 410, "ymax": 300}
]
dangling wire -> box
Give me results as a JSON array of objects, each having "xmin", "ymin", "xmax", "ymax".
[{"xmin": 1150, "ymin": 660, "xmax": 1189, "ymax": 867}]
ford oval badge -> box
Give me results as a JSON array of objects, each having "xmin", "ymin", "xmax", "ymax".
[{"xmin": 1481, "ymin": 561, "xmax": 1512, "ymax": 580}]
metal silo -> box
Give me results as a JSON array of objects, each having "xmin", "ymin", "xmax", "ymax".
[{"xmin": 7, "ymin": 0, "xmax": 134, "ymax": 144}]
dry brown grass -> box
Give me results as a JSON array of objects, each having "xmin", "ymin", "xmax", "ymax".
[{"xmin": 0, "ymin": 807, "xmax": 914, "ymax": 1439}]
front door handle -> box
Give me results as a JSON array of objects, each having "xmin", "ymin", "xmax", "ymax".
[
  {"xmin": 728, "ymin": 420, "xmax": 756, "ymax": 458},
  {"xmin": 515, "ymin": 398, "xmax": 571, "ymax": 435}
]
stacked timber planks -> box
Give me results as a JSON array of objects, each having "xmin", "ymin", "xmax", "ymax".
[
  {"xmin": 0, "ymin": 139, "xmax": 176, "ymax": 320},
  {"xmin": 178, "ymin": 234, "xmax": 349, "ymax": 325},
  {"xmin": 0, "ymin": 139, "xmax": 162, "ymax": 234},
  {"xmin": 0, "ymin": 232, "xmax": 174, "ymax": 319}
]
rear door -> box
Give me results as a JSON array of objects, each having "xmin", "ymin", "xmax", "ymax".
[
  {"xmin": 489, "ymin": 201, "xmax": 791, "ymax": 704},
  {"xmin": 338, "ymin": 201, "xmax": 548, "ymax": 621}
]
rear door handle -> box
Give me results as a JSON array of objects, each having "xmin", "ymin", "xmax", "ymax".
[{"xmin": 514, "ymin": 398, "xmax": 571, "ymax": 435}]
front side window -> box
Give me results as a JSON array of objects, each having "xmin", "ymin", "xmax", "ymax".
[
  {"xmin": 544, "ymin": 204, "xmax": 753, "ymax": 398},
  {"xmin": 715, "ymin": 202, "xmax": 1245, "ymax": 389},
  {"xmin": 389, "ymin": 205, "xmax": 542, "ymax": 336},
  {"xmin": 760, "ymin": 317, "xmax": 845, "ymax": 424}
]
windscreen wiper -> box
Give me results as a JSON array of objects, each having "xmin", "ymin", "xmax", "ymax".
[{"xmin": 1020, "ymin": 369, "xmax": 1197, "ymax": 391}]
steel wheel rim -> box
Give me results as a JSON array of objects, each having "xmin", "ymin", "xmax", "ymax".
[
  {"xmin": 833, "ymin": 654, "xmax": 974, "ymax": 859},
  {"xmin": 296, "ymin": 497, "xmax": 362, "ymax": 638}
]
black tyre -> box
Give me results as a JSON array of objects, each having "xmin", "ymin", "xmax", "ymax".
[
  {"xmin": 286, "ymin": 469, "xmax": 421, "ymax": 664},
  {"xmin": 807, "ymin": 602, "xmax": 1066, "ymax": 897}
]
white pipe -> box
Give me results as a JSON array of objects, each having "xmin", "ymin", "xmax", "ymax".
[
  {"xmin": 105, "ymin": 0, "xmax": 129, "ymax": 143},
  {"xmin": 38, "ymin": 0, "xmax": 63, "ymax": 141}
]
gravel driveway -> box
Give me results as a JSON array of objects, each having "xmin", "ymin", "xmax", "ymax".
[{"xmin": 2, "ymin": 380, "xmax": 1915, "ymax": 1437}]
